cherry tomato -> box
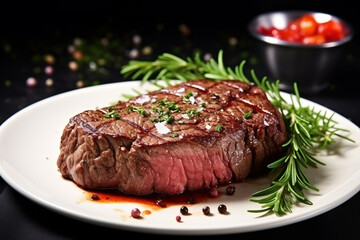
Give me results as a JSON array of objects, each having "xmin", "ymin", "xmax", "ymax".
[
  {"xmin": 270, "ymin": 27, "xmax": 282, "ymax": 38},
  {"xmin": 299, "ymin": 14, "xmax": 318, "ymax": 37},
  {"xmin": 318, "ymin": 19, "xmax": 345, "ymax": 42},
  {"xmin": 279, "ymin": 28, "xmax": 302, "ymax": 42},
  {"xmin": 258, "ymin": 26, "xmax": 271, "ymax": 35}
]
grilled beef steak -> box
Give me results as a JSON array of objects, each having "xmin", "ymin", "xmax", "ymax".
[{"xmin": 57, "ymin": 80, "xmax": 286, "ymax": 195}]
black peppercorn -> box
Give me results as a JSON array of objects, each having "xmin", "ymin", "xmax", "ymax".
[
  {"xmin": 218, "ymin": 204, "xmax": 227, "ymax": 214},
  {"xmin": 202, "ymin": 206, "xmax": 211, "ymax": 215},
  {"xmin": 226, "ymin": 185, "xmax": 235, "ymax": 195},
  {"xmin": 91, "ymin": 194, "xmax": 100, "ymax": 200},
  {"xmin": 180, "ymin": 206, "xmax": 189, "ymax": 215}
]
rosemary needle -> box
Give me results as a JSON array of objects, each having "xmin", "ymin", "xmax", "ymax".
[{"xmin": 120, "ymin": 50, "xmax": 354, "ymax": 216}]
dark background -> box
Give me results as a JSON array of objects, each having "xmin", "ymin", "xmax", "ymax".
[
  {"xmin": 2, "ymin": 1, "xmax": 360, "ymax": 121},
  {"xmin": 1, "ymin": 1, "xmax": 360, "ymax": 239}
]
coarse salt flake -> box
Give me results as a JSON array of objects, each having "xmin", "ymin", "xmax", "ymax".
[
  {"xmin": 189, "ymin": 96, "xmax": 195, "ymax": 104},
  {"xmin": 155, "ymin": 121, "xmax": 171, "ymax": 134},
  {"xmin": 135, "ymin": 95, "xmax": 151, "ymax": 105},
  {"xmin": 181, "ymin": 113, "xmax": 190, "ymax": 119}
]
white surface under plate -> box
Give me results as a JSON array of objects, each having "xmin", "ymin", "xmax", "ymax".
[{"xmin": 0, "ymin": 80, "xmax": 360, "ymax": 235}]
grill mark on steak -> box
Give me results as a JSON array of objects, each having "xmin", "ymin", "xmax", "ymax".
[{"xmin": 57, "ymin": 79, "xmax": 287, "ymax": 195}]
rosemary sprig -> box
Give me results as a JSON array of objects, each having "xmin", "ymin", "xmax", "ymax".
[
  {"xmin": 121, "ymin": 50, "xmax": 250, "ymax": 85},
  {"xmin": 120, "ymin": 50, "xmax": 354, "ymax": 216}
]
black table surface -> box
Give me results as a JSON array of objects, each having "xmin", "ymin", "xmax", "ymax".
[{"xmin": 1, "ymin": 2, "xmax": 360, "ymax": 239}]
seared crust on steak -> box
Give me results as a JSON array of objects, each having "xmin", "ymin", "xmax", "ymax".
[{"xmin": 57, "ymin": 80, "xmax": 286, "ymax": 195}]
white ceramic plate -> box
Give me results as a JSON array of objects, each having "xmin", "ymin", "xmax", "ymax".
[{"xmin": 0, "ymin": 81, "xmax": 360, "ymax": 235}]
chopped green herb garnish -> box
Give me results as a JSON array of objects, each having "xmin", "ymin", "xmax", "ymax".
[
  {"xmin": 171, "ymin": 132, "xmax": 179, "ymax": 138},
  {"xmin": 215, "ymin": 124, "xmax": 223, "ymax": 132},
  {"xmin": 243, "ymin": 111, "xmax": 253, "ymax": 119},
  {"xmin": 183, "ymin": 91, "xmax": 196, "ymax": 104},
  {"xmin": 185, "ymin": 108, "xmax": 200, "ymax": 118},
  {"xmin": 178, "ymin": 121, "xmax": 184, "ymax": 125},
  {"xmin": 128, "ymin": 106, "xmax": 147, "ymax": 117},
  {"xmin": 158, "ymin": 99, "xmax": 181, "ymax": 112},
  {"xmin": 184, "ymin": 91, "xmax": 193, "ymax": 99},
  {"xmin": 166, "ymin": 115, "xmax": 174, "ymax": 124},
  {"xmin": 149, "ymin": 99, "xmax": 180, "ymax": 124},
  {"xmin": 151, "ymin": 106, "xmax": 174, "ymax": 124},
  {"xmin": 104, "ymin": 106, "xmax": 120, "ymax": 119},
  {"xmin": 149, "ymin": 114, "xmax": 174, "ymax": 124}
]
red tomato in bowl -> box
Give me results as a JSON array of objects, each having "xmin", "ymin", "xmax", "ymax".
[
  {"xmin": 258, "ymin": 13, "xmax": 348, "ymax": 45},
  {"xmin": 299, "ymin": 14, "xmax": 318, "ymax": 37},
  {"xmin": 317, "ymin": 19, "xmax": 346, "ymax": 42}
]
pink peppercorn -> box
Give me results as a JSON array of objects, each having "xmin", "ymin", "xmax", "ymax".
[{"xmin": 131, "ymin": 208, "xmax": 141, "ymax": 218}]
